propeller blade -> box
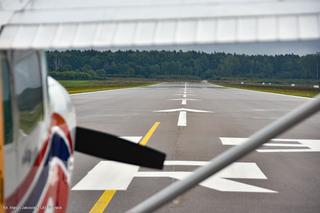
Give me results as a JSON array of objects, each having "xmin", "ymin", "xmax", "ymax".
[{"xmin": 75, "ymin": 127, "xmax": 165, "ymax": 169}]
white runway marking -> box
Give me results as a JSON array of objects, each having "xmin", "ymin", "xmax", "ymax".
[
  {"xmin": 183, "ymin": 82, "xmax": 188, "ymax": 94},
  {"xmin": 146, "ymin": 161, "xmax": 276, "ymax": 193},
  {"xmin": 72, "ymin": 161, "xmax": 139, "ymax": 190},
  {"xmin": 154, "ymin": 108, "xmax": 211, "ymax": 113},
  {"xmin": 136, "ymin": 172, "xmax": 275, "ymax": 193},
  {"xmin": 169, "ymin": 98, "xmax": 198, "ymax": 105},
  {"xmin": 120, "ymin": 136, "xmax": 142, "ymax": 144},
  {"xmin": 72, "ymin": 136, "xmax": 142, "ymax": 190},
  {"xmin": 164, "ymin": 161, "xmax": 208, "ymax": 166},
  {"xmin": 257, "ymin": 149, "xmax": 320, "ymax": 153},
  {"xmin": 263, "ymin": 143, "xmax": 306, "ymax": 147},
  {"xmin": 169, "ymin": 98, "xmax": 197, "ymax": 101},
  {"xmin": 178, "ymin": 111, "xmax": 187, "ymax": 126},
  {"xmin": 73, "ymin": 161, "xmax": 275, "ymax": 193},
  {"xmin": 220, "ymin": 137, "xmax": 320, "ymax": 152},
  {"xmin": 183, "ymin": 82, "xmax": 189, "ymax": 99},
  {"xmin": 175, "ymin": 93, "xmax": 192, "ymax": 96},
  {"xmin": 136, "ymin": 162, "xmax": 275, "ymax": 193},
  {"xmin": 155, "ymin": 108, "xmax": 211, "ymax": 127}
]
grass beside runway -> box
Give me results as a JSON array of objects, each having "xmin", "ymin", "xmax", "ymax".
[
  {"xmin": 215, "ymin": 83, "xmax": 320, "ymax": 98},
  {"xmin": 58, "ymin": 79, "xmax": 158, "ymax": 94}
]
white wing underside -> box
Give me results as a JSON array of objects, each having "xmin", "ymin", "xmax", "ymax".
[{"xmin": 0, "ymin": 0, "xmax": 319, "ymax": 53}]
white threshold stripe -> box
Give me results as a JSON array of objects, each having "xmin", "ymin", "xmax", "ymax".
[
  {"xmin": 120, "ymin": 136, "xmax": 142, "ymax": 144},
  {"xmin": 72, "ymin": 161, "xmax": 276, "ymax": 193},
  {"xmin": 135, "ymin": 162, "xmax": 275, "ymax": 193},
  {"xmin": 263, "ymin": 143, "xmax": 306, "ymax": 147},
  {"xmin": 178, "ymin": 111, "xmax": 187, "ymax": 126},
  {"xmin": 72, "ymin": 161, "xmax": 139, "ymax": 190},
  {"xmin": 164, "ymin": 161, "xmax": 207, "ymax": 166},
  {"xmin": 257, "ymin": 149, "xmax": 316, "ymax": 152},
  {"xmin": 220, "ymin": 137, "xmax": 320, "ymax": 152}
]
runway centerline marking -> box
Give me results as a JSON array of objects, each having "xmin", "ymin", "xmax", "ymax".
[
  {"xmin": 169, "ymin": 98, "xmax": 198, "ymax": 106},
  {"xmin": 220, "ymin": 137, "xmax": 320, "ymax": 152},
  {"xmin": 178, "ymin": 111, "xmax": 187, "ymax": 126},
  {"xmin": 175, "ymin": 93, "xmax": 192, "ymax": 96},
  {"xmin": 88, "ymin": 122, "xmax": 160, "ymax": 213},
  {"xmin": 155, "ymin": 108, "xmax": 211, "ymax": 127},
  {"xmin": 154, "ymin": 108, "xmax": 211, "ymax": 113},
  {"xmin": 169, "ymin": 98, "xmax": 197, "ymax": 101}
]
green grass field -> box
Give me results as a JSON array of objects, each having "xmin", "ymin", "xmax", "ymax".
[
  {"xmin": 217, "ymin": 83, "xmax": 320, "ymax": 98},
  {"xmin": 58, "ymin": 79, "xmax": 157, "ymax": 94}
]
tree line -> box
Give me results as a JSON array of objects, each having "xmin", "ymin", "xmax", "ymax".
[{"xmin": 47, "ymin": 50, "xmax": 320, "ymax": 81}]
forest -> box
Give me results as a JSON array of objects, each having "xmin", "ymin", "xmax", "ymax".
[{"xmin": 47, "ymin": 50, "xmax": 320, "ymax": 81}]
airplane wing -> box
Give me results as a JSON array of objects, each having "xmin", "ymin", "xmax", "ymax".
[{"xmin": 0, "ymin": 0, "xmax": 319, "ymax": 54}]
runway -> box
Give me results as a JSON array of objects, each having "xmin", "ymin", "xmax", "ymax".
[{"xmin": 68, "ymin": 82, "xmax": 320, "ymax": 213}]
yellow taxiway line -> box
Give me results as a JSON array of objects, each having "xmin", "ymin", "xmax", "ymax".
[{"xmin": 89, "ymin": 121, "xmax": 160, "ymax": 213}]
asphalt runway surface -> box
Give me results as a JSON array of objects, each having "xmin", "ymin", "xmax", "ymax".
[{"xmin": 68, "ymin": 82, "xmax": 320, "ymax": 213}]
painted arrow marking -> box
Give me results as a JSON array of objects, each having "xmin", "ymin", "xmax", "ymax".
[
  {"xmin": 154, "ymin": 108, "xmax": 211, "ymax": 113},
  {"xmin": 220, "ymin": 137, "xmax": 320, "ymax": 152},
  {"xmin": 154, "ymin": 108, "xmax": 212, "ymax": 127},
  {"xmin": 72, "ymin": 161, "xmax": 276, "ymax": 193}
]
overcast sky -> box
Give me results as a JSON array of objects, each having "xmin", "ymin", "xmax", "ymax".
[{"xmin": 100, "ymin": 40, "xmax": 320, "ymax": 56}]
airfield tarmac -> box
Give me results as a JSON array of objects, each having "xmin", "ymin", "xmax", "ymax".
[{"xmin": 68, "ymin": 82, "xmax": 320, "ymax": 213}]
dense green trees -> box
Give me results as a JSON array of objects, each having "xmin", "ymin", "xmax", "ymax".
[{"xmin": 47, "ymin": 50, "xmax": 320, "ymax": 81}]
